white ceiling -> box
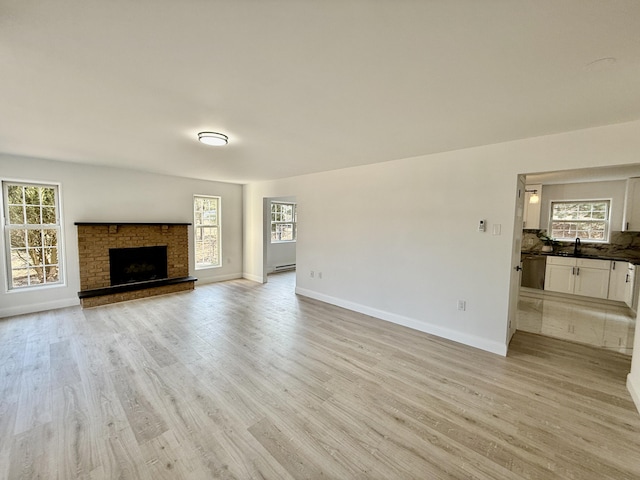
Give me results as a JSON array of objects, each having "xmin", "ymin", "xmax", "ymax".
[{"xmin": 2, "ymin": 1, "xmax": 640, "ymax": 184}]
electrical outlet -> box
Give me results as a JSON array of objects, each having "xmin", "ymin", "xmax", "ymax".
[
  {"xmin": 457, "ymin": 300, "xmax": 466, "ymax": 311},
  {"xmin": 310, "ymin": 270, "xmax": 315, "ymax": 278}
]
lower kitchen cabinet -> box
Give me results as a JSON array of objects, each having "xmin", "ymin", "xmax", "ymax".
[
  {"xmin": 601, "ymin": 261, "xmax": 635, "ymax": 307},
  {"xmin": 544, "ymin": 256, "xmax": 610, "ymax": 299},
  {"xmin": 608, "ymin": 261, "xmax": 629, "ymax": 302},
  {"xmin": 624, "ymin": 264, "xmax": 636, "ymax": 308},
  {"xmin": 574, "ymin": 259, "xmax": 610, "ymax": 298},
  {"xmin": 544, "ymin": 257, "xmax": 575, "ymax": 294}
]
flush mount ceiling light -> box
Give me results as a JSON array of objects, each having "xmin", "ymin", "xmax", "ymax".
[{"xmin": 198, "ymin": 132, "xmax": 228, "ymax": 146}]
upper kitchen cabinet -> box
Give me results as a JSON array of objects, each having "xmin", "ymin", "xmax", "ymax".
[
  {"xmin": 523, "ymin": 184, "xmax": 542, "ymax": 229},
  {"xmin": 622, "ymin": 177, "xmax": 640, "ymax": 231}
]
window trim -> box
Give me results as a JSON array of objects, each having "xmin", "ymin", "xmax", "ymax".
[
  {"xmin": 270, "ymin": 201, "xmax": 297, "ymax": 243},
  {"xmin": 193, "ymin": 194, "xmax": 222, "ymax": 270},
  {"xmin": 548, "ymin": 198, "xmax": 612, "ymax": 244},
  {"xmin": 2, "ymin": 179, "xmax": 66, "ymax": 292}
]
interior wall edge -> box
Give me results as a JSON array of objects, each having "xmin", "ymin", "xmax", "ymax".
[{"xmin": 627, "ymin": 375, "xmax": 640, "ymax": 415}]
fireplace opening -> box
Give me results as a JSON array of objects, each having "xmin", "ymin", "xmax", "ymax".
[{"xmin": 109, "ymin": 246, "xmax": 168, "ymax": 286}]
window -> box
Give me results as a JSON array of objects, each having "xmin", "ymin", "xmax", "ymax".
[
  {"xmin": 549, "ymin": 200, "xmax": 611, "ymax": 242},
  {"xmin": 194, "ymin": 195, "xmax": 221, "ymax": 268},
  {"xmin": 271, "ymin": 202, "xmax": 297, "ymax": 242},
  {"xmin": 2, "ymin": 181, "xmax": 63, "ymax": 289}
]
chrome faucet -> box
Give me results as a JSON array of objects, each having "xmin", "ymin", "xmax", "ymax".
[{"xmin": 574, "ymin": 237, "xmax": 581, "ymax": 256}]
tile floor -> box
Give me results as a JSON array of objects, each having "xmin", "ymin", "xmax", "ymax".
[{"xmin": 517, "ymin": 288, "xmax": 636, "ymax": 355}]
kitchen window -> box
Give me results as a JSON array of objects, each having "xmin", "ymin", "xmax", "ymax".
[
  {"xmin": 194, "ymin": 195, "xmax": 221, "ymax": 268},
  {"xmin": 549, "ymin": 200, "xmax": 610, "ymax": 243},
  {"xmin": 2, "ymin": 181, "xmax": 63, "ymax": 289},
  {"xmin": 271, "ymin": 202, "xmax": 297, "ymax": 242}
]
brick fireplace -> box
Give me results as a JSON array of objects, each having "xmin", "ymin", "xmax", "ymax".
[{"xmin": 76, "ymin": 222, "xmax": 196, "ymax": 307}]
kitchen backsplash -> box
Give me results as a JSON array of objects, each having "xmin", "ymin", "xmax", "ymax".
[{"xmin": 522, "ymin": 229, "xmax": 640, "ymax": 262}]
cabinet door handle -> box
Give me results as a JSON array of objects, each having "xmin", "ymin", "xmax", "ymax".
[
  {"xmin": 627, "ymin": 222, "xmax": 630, "ymax": 230},
  {"xmin": 572, "ymin": 267, "xmax": 575, "ymax": 275},
  {"xmin": 612, "ymin": 262, "xmax": 616, "ymax": 270},
  {"xmin": 576, "ymin": 267, "xmax": 580, "ymax": 276},
  {"xmin": 626, "ymin": 274, "xmax": 630, "ymax": 283}
]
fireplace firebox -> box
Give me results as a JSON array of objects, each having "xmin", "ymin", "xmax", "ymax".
[{"xmin": 109, "ymin": 245, "xmax": 168, "ymax": 286}]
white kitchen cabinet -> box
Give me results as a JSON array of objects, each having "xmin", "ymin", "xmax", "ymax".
[
  {"xmin": 624, "ymin": 264, "xmax": 635, "ymax": 308},
  {"xmin": 544, "ymin": 257, "xmax": 575, "ymax": 294},
  {"xmin": 622, "ymin": 177, "xmax": 640, "ymax": 231},
  {"xmin": 545, "ymin": 256, "xmax": 610, "ymax": 299},
  {"xmin": 608, "ymin": 261, "xmax": 629, "ymax": 302},
  {"xmin": 523, "ymin": 184, "xmax": 542, "ymax": 229},
  {"xmin": 574, "ymin": 258, "xmax": 610, "ymax": 299}
]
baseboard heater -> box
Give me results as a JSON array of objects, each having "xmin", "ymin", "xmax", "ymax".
[{"xmin": 274, "ymin": 264, "xmax": 296, "ymax": 272}]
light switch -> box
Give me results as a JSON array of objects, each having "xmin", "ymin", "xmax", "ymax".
[{"xmin": 492, "ymin": 224, "xmax": 502, "ymax": 235}]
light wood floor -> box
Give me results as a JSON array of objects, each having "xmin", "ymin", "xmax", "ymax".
[{"xmin": 1, "ymin": 272, "xmax": 639, "ymax": 479}]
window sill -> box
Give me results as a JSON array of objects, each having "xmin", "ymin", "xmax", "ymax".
[
  {"xmin": 7, "ymin": 281, "xmax": 66, "ymax": 294},
  {"xmin": 195, "ymin": 264, "xmax": 222, "ymax": 270}
]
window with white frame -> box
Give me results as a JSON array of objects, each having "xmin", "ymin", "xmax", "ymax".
[
  {"xmin": 549, "ymin": 200, "xmax": 611, "ymax": 242},
  {"xmin": 2, "ymin": 181, "xmax": 63, "ymax": 289},
  {"xmin": 194, "ymin": 195, "xmax": 221, "ymax": 268},
  {"xmin": 271, "ymin": 202, "xmax": 297, "ymax": 242}
]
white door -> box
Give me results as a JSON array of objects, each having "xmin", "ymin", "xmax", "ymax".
[{"xmin": 507, "ymin": 175, "xmax": 525, "ymax": 345}]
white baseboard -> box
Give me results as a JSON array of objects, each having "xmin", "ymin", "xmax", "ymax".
[
  {"xmin": 295, "ymin": 287, "xmax": 507, "ymax": 356},
  {"xmin": 0, "ymin": 297, "xmax": 79, "ymax": 318},
  {"xmin": 243, "ymin": 272, "xmax": 265, "ymax": 283},
  {"xmin": 628, "ymin": 374, "xmax": 640, "ymax": 415}
]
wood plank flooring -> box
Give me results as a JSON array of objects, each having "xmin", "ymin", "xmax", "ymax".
[{"xmin": 1, "ymin": 272, "xmax": 639, "ymax": 479}]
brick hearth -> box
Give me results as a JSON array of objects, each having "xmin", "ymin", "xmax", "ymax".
[{"xmin": 76, "ymin": 222, "xmax": 196, "ymax": 307}]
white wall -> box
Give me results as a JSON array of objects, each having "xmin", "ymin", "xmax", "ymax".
[
  {"xmin": 244, "ymin": 120, "xmax": 640, "ymax": 358},
  {"xmin": 268, "ymin": 242, "xmax": 296, "ymax": 271},
  {"xmin": 539, "ymin": 180, "xmax": 626, "ymax": 232},
  {"xmin": 0, "ymin": 154, "xmax": 243, "ymax": 317}
]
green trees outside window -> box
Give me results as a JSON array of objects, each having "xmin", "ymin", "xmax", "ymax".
[
  {"xmin": 3, "ymin": 182, "xmax": 62, "ymax": 288},
  {"xmin": 550, "ymin": 200, "xmax": 610, "ymax": 242},
  {"xmin": 194, "ymin": 195, "xmax": 221, "ymax": 268},
  {"xmin": 271, "ymin": 202, "xmax": 297, "ymax": 242}
]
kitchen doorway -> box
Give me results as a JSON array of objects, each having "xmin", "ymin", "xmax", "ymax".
[{"xmin": 513, "ymin": 165, "xmax": 640, "ymax": 355}]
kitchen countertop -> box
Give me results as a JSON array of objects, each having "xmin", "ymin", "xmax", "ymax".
[{"xmin": 521, "ymin": 250, "xmax": 640, "ymax": 265}]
